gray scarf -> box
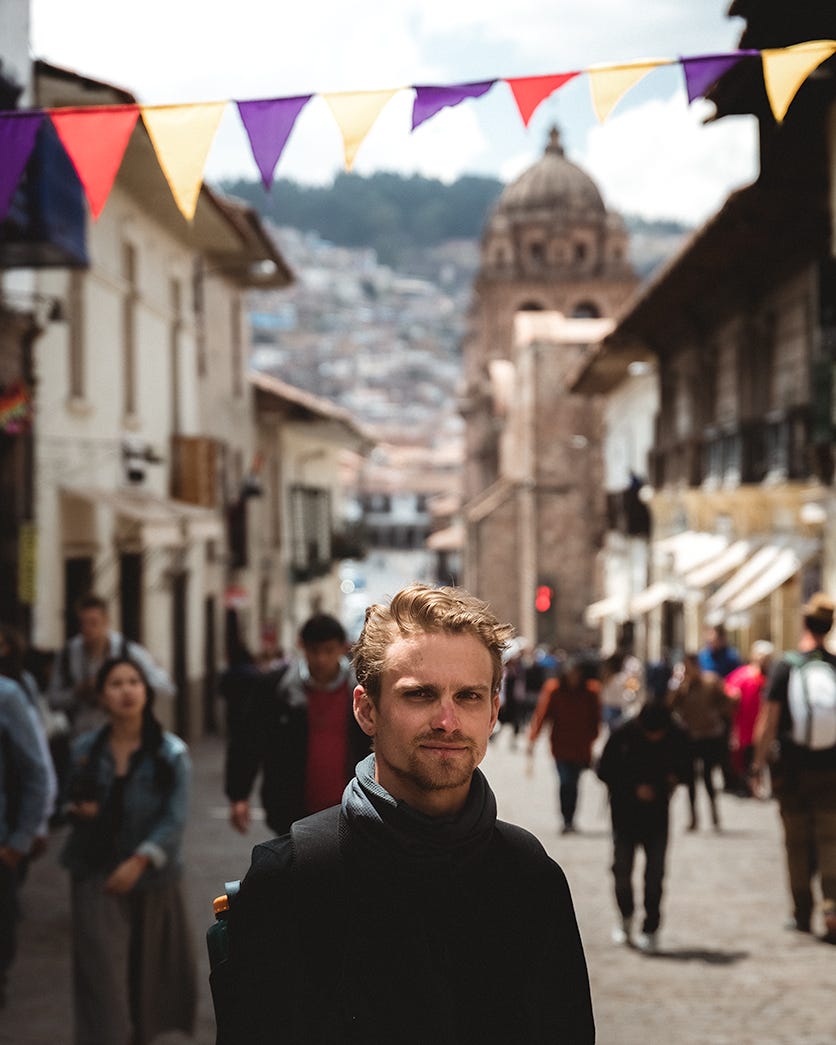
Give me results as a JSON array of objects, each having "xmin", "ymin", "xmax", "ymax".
[{"xmin": 340, "ymin": 753, "xmax": 497, "ymax": 872}]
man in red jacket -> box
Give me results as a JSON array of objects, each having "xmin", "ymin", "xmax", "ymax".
[{"xmin": 528, "ymin": 658, "xmax": 601, "ymax": 833}]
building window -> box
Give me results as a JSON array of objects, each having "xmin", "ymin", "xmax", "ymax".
[
  {"xmin": 231, "ymin": 296, "xmax": 243, "ymax": 398},
  {"xmin": 529, "ymin": 242, "xmax": 545, "ymax": 265},
  {"xmin": 574, "ymin": 242, "xmax": 588, "ymax": 262},
  {"xmin": 68, "ymin": 269, "xmax": 85, "ymax": 400},
  {"xmin": 121, "ymin": 242, "xmax": 137, "ymax": 417},
  {"xmin": 169, "ymin": 278, "xmax": 182, "ymax": 434},
  {"xmin": 290, "ymin": 485, "xmax": 332, "ymax": 580},
  {"xmin": 193, "ymin": 258, "xmax": 207, "ymax": 378},
  {"xmin": 571, "ymin": 301, "xmax": 600, "ymax": 319}
]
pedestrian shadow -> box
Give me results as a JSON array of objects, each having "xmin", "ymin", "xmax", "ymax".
[{"xmin": 639, "ymin": 946, "xmax": 749, "ymax": 965}]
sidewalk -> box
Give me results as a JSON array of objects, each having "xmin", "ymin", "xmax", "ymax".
[{"xmin": 3, "ymin": 732, "xmax": 835, "ymax": 1044}]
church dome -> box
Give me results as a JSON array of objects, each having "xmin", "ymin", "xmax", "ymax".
[{"xmin": 491, "ymin": 127, "xmax": 605, "ymax": 224}]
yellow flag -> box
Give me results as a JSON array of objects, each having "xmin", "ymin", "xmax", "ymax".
[
  {"xmin": 762, "ymin": 40, "xmax": 836, "ymax": 123},
  {"xmin": 322, "ymin": 89, "xmax": 399, "ymax": 170},
  {"xmin": 141, "ymin": 102, "xmax": 226, "ymax": 220},
  {"xmin": 587, "ymin": 60, "xmax": 670, "ymax": 123}
]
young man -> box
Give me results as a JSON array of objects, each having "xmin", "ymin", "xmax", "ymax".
[
  {"xmin": 224, "ymin": 585, "xmax": 594, "ymax": 1043},
  {"xmin": 47, "ymin": 594, "xmax": 175, "ymax": 737},
  {"xmin": 225, "ymin": 613, "xmax": 369, "ymax": 836},
  {"xmin": 751, "ymin": 592, "xmax": 836, "ymax": 942},
  {"xmin": 597, "ymin": 701, "xmax": 691, "ymax": 953}
]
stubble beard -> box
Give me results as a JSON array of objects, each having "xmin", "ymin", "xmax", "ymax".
[{"xmin": 394, "ymin": 734, "xmax": 480, "ymax": 793}]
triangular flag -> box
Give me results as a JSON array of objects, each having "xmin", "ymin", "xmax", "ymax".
[
  {"xmin": 506, "ymin": 73, "xmax": 579, "ymax": 126},
  {"xmin": 0, "ymin": 113, "xmax": 44, "ymax": 221},
  {"xmin": 141, "ymin": 102, "xmax": 226, "ymax": 220},
  {"xmin": 322, "ymin": 89, "xmax": 398, "ymax": 171},
  {"xmin": 411, "ymin": 81, "xmax": 496, "ymax": 131},
  {"xmin": 680, "ymin": 52, "xmax": 758, "ymax": 104},
  {"xmin": 236, "ymin": 95, "xmax": 312, "ymax": 190},
  {"xmin": 762, "ymin": 39, "xmax": 836, "ymax": 123},
  {"xmin": 49, "ymin": 106, "xmax": 139, "ymax": 219},
  {"xmin": 587, "ymin": 59, "xmax": 670, "ymax": 123}
]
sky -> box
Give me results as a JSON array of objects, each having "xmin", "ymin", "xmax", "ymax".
[{"xmin": 29, "ymin": 0, "xmax": 760, "ymax": 226}]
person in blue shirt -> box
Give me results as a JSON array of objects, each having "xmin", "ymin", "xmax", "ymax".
[
  {"xmin": 697, "ymin": 623, "xmax": 742, "ymax": 679},
  {"xmin": 697, "ymin": 624, "xmax": 742, "ymax": 792},
  {"xmin": 0, "ymin": 676, "xmax": 51, "ymax": 1008}
]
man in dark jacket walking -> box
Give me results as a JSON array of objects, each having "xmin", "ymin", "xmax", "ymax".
[
  {"xmin": 597, "ymin": 700, "xmax": 692, "ymax": 953},
  {"xmin": 225, "ymin": 613, "xmax": 369, "ymax": 836},
  {"xmin": 224, "ymin": 584, "xmax": 594, "ymax": 1043}
]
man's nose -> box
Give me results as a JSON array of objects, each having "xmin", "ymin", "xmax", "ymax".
[{"xmin": 430, "ymin": 697, "xmax": 460, "ymax": 732}]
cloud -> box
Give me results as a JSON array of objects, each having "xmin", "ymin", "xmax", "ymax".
[{"xmin": 578, "ymin": 97, "xmax": 758, "ymax": 224}]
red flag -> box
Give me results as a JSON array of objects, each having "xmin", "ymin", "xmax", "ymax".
[
  {"xmin": 506, "ymin": 73, "xmax": 579, "ymax": 126},
  {"xmin": 50, "ymin": 106, "xmax": 140, "ymax": 219}
]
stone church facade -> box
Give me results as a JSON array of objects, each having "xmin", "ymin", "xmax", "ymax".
[{"xmin": 460, "ymin": 128, "xmax": 638, "ymax": 651}]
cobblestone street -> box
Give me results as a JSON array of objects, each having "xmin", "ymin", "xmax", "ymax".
[{"xmin": 3, "ymin": 732, "xmax": 834, "ymax": 1044}]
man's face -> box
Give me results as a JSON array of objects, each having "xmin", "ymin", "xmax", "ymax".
[
  {"xmin": 79, "ymin": 608, "xmax": 109, "ymax": 646},
  {"xmin": 303, "ymin": 638, "xmax": 347, "ymax": 686},
  {"xmin": 354, "ymin": 630, "xmax": 499, "ymax": 817}
]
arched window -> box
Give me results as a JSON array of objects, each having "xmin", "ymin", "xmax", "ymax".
[
  {"xmin": 571, "ymin": 301, "xmax": 600, "ymax": 319},
  {"xmin": 517, "ymin": 301, "xmax": 546, "ymax": 312}
]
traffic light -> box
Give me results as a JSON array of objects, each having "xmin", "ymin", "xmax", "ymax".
[
  {"xmin": 535, "ymin": 584, "xmax": 553, "ymax": 613},
  {"xmin": 535, "ymin": 579, "xmax": 557, "ymax": 644}
]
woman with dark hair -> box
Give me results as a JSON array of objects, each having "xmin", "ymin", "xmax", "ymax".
[{"xmin": 61, "ymin": 656, "xmax": 195, "ymax": 1044}]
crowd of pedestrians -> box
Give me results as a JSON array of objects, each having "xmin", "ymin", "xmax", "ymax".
[{"xmin": 2, "ymin": 583, "xmax": 835, "ymax": 1041}]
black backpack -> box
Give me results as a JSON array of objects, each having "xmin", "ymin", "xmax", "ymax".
[{"xmin": 207, "ymin": 805, "xmax": 343, "ymax": 1045}]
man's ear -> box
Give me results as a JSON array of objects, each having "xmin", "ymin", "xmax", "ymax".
[
  {"xmin": 489, "ymin": 692, "xmax": 500, "ymax": 733},
  {"xmin": 353, "ymin": 684, "xmax": 377, "ymax": 737}
]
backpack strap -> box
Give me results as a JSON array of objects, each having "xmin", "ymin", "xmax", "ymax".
[{"xmin": 290, "ymin": 804, "xmax": 343, "ymax": 873}]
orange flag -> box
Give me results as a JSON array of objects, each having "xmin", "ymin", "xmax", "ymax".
[
  {"xmin": 587, "ymin": 59, "xmax": 670, "ymax": 122},
  {"xmin": 322, "ymin": 89, "xmax": 399, "ymax": 171},
  {"xmin": 50, "ymin": 106, "xmax": 139, "ymax": 220},
  {"xmin": 506, "ymin": 73, "xmax": 579, "ymax": 126},
  {"xmin": 761, "ymin": 40, "xmax": 836, "ymax": 122},
  {"xmin": 141, "ymin": 102, "xmax": 226, "ymax": 221}
]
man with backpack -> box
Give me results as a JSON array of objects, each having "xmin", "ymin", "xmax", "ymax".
[
  {"xmin": 47, "ymin": 593, "xmax": 175, "ymax": 738},
  {"xmin": 751, "ymin": 591, "xmax": 836, "ymax": 943},
  {"xmin": 220, "ymin": 584, "xmax": 594, "ymax": 1043}
]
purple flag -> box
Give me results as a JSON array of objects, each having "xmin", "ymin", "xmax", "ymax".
[
  {"xmin": 236, "ymin": 96, "xmax": 312, "ymax": 189},
  {"xmin": 680, "ymin": 51, "xmax": 759, "ymax": 103},
  {"xmin": 0, "ymin": 112, "xmax": 44, "ymax": 220},
  {"xmin": 411, "ymin": 81, "xmax": 496, "ymax": 131}
]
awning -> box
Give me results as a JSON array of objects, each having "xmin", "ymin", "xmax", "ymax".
[
  {"xmin": 61, "ymin": 486, "xmax": 223, "ymax": 547},
  {"xmin": 707, "ymin": 538, "xmax": 820, "ymax": 613},
  {"xmin": 654, "ymin": 531, "xmax": 729, "ymax": 575},
  {"xmin": 426, "ymin": 523, "xmax": 464, "ymax": 552},
  {"xmin": 726, "ymin": 539, "xmax": 820, "ymax": 614},
  {"xmin": 685, "ymin": 539, "xmax": 755, "ymax": 590},
  {"xmin": 584, "ymin": 595, "xmax": 627, "ymax": 625},
  {"xmin": 629, "ymin": 581, "xmax": 674, "ymax": 616}
]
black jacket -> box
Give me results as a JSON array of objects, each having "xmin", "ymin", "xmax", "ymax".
[
  {"xmin": 225, "ymin": 806, "xmax": 595, "ymax": 1044},
  {"xmin": 597, "ymin": 717, "xmax": 692, "ymax": 835},
  {"xmin": 223, "ymin": 662, "xmax": 369, "ymax": 834}
]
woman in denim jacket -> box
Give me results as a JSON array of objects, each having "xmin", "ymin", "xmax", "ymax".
[{"xmin": 62, "ymin": 656, "xmax": 195, "ymax": 1045}]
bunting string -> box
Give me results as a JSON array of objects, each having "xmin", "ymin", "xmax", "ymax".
[{"xmin": 1, "ymin": 39, "xmax": 833, "ymax": 223}]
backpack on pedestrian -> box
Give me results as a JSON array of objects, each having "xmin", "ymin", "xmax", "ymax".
[{"xmin": 786, "ymin": 651, "xmax": 836, "ymax": 750}]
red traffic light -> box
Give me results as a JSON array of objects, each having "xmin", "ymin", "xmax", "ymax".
[{"xmin": 535, "ymin": 584, "xmax": 553, "ymax": 613}]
